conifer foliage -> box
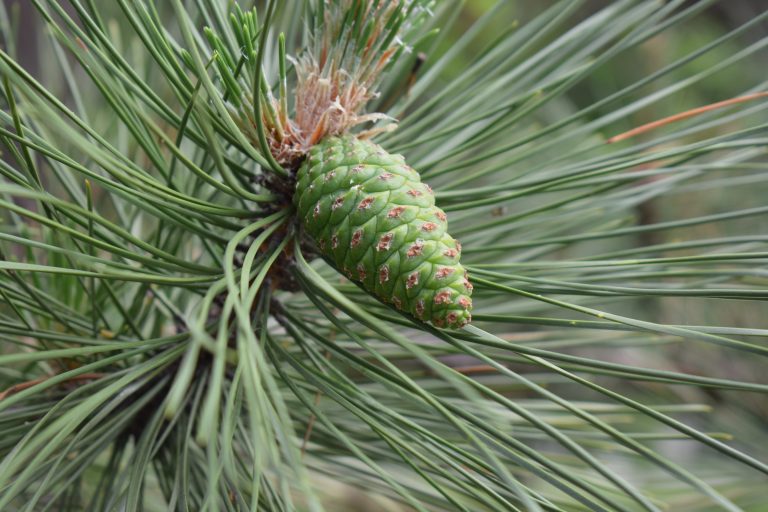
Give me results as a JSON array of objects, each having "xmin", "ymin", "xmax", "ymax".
[{"xmin": 1, "ymin": 1, "xmax": 767, "ymax": 510}]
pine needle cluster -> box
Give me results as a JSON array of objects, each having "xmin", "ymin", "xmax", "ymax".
[{"xmin": 0, "ymin": 1, "xmax": 767, "ymax": 510}]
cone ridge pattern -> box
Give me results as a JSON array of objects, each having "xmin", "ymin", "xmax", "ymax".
[{"xmin": 294, "ymin": 136, "xmax": 473, "ymax": 329}]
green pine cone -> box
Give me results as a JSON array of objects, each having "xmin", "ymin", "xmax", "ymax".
[{"xmin": 294, "ymin": 136, "xmax": 473, "ymax": 329}]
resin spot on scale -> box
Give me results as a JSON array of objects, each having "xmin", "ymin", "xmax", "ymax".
[{"xmin": 294, "ymin": 136, "xmax": 472, "ymax": 329}]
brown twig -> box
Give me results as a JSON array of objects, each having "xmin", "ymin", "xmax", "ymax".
[
  {"xmin": 0, "ymin": 372, "xmax": 105, "ymax": 401},
  {"xmin": 454, "ymin": 364, "xmax": 497, "ymax": 375},
  {"xmin": 301, "ymin": 349, "xmax": 333, "ymax": 457},
  {"xmin": 301, "ymin": 379, "xmax": 325, "ymax": 457},
  {"xmin": 406, "ymin": 52, "xmax": 427, "ymax": 95},
  {"xmin": 606, "ymin": 91, "xmax": 768, "ymax": 144}
]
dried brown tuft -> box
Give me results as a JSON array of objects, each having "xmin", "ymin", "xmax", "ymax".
[{"xmin": 255, "ymin": 1, "xmax": 416, "ymax": 169}]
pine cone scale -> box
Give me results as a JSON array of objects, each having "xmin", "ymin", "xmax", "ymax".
[{"xmin": 295, "ymin": 136, "xmax": 472, "ymax": 329}]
